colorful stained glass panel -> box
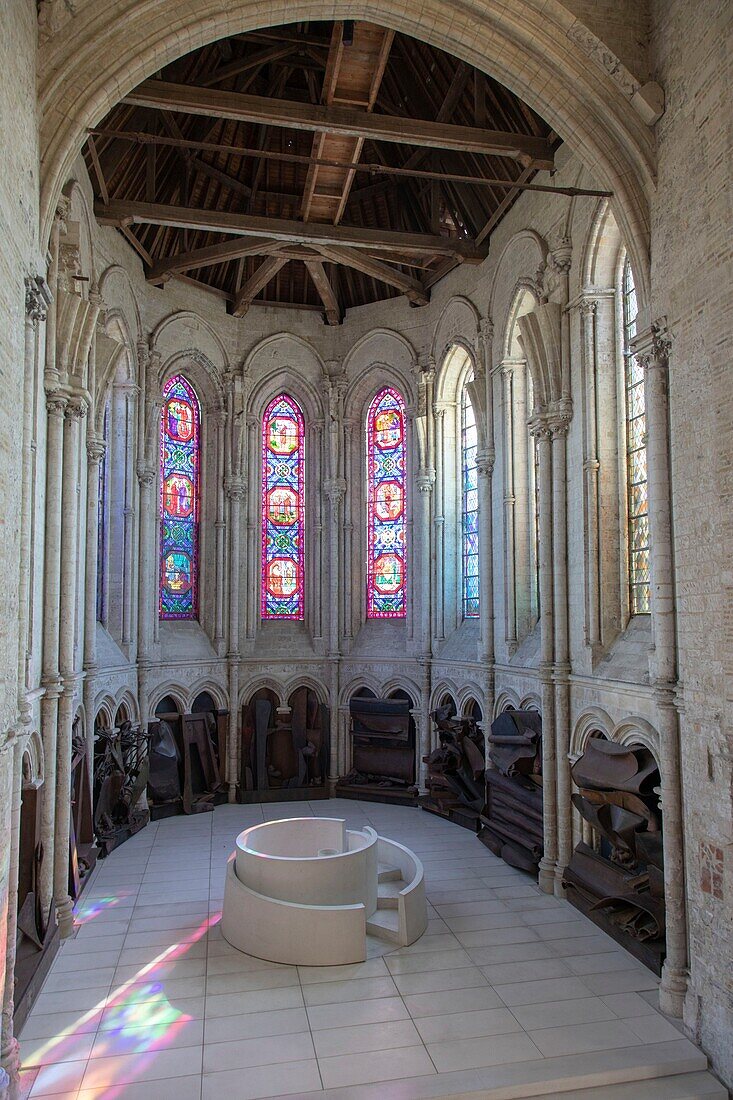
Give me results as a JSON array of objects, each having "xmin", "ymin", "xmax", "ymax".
[
  {"xmin": 367, "ymin": 387, "xmax": 407, "ymax": 618},
  {"xmin": 160, "ymin": 375, "xmax": 200, "ymax": 619},
  {"xmin": 262, "ymin": 395, "xmax": 304, "ymax": 619},
  {"xmin": 462, "ymin": 382, "xmax": 480, "ymax": 618}
]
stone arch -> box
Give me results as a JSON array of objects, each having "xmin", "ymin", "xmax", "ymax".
[
  {"xmin": 339, "ymin": 675, "xmax": 381, "ymax": 705},
  {"xmin": 612, "ymin": 715, "xmax": 661, "ymax": 764},
  {"xmin": 115, "ymin": 689, "xmax": 140, "ymax": 723},
  {"xmin": 39, "ymin": 1, "xmax": 654, "ymax": 307},
  {"xmin": 494, "ymin": 688, "xmax": 520, "ymax": 716},
  {"xmin": 570, "ymin": 705, "xmax": 615, "ymax": 758},
  {"xmin": 62, "ymin": 177, "xmax": 96, "ymax": 285},
  {"xmin": 430, "ymin": 679, "xmax": 460, "ymax": 711},
  {"xmin": 519, "ymin": 692, "xmax": 542, "ymax": 713},
  {"xmin": 503, "ymin": 281, "xmax": 541, "ymax": 362},
  {"xmin": 158, "ymin": 349, "xmax": 225, "ymax": 414},
  {"xmin": 243, "ymin": 332, "xmax": 325, "ymax": 382},
  {"xmin": 382, "ymin": 678, "xmax": 420, "ymax": 706},
  {"xmin": 432, "ymin": 296, "xmax": 480, "ymax": 371},
  {"xmin": 284, "ymin": 676, "xmax": 329, "ymax": 705},
  {"xmin": 581, "ymin": 199, "xmax": 624, "ymax": 290},
  {"xmin": 248, "ymin": 367, "xmax": 325, "ymax": 428},
  {"xmin": 459, "ymin": 692, "xmax": 483, "ymax": 719},
  {"xmin": 150, "ymin": 684, "xmax": 187, "ymax": 714},
  {"xmin": 239, "ymin": 677, "xmax": 286, "ymax": 709},
  {"xmin": 21, "ymin": 730, "xmax": 45, "ymax": 789},
  {"xmin": 343, "ymin": 329, "xmax": 417, "ymax": 406},
  {"xmin": 186, "ymin": 679, "xmax": 228, "ymax": 711}
]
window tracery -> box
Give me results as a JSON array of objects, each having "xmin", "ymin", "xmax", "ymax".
[
  {"xmin": 461, "ymin": 380, "xmax": 479, "ymax": 618},
  {"xmin": 159, "ymin": 374, "xmax": 200, "ymax": 620},
  {"xmin": 366, "ymin": 386, "xmax": 407, "ymax": 618},
  {"xmin": 261, "ymin": 393, "xmax": 305, "ymax": 620},
  {"xmin": 622, "ymin": 256, "xmax": 650, "ymax": 614}
]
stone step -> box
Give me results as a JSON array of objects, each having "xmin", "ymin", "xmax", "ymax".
[
  {"xmin": 376, "ymin": 894, "xmax": 399, "ymax": 909},
  {"xmin": 377, "ymin": 863, "xmax": 402, "ymax": 883},
  {"xmin": 365, "ymin": 908, "xmax": 400, "ymax": 942},
  {"xmin": 519, "ymin": 1070, "xmax": 726, "ymax": 1100}
]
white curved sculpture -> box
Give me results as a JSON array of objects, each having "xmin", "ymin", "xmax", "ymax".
[{"xmin": 221, "ymin": 817, "xmax": 427, "ymax": 965}]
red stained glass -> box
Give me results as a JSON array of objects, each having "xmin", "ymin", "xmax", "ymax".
[
  {"xmin": 367, "ymin": 387, "xmax": 407, "ymax": 618},
  {"xmin": 160, "ymin": 375, "xmax": 200, "ymax": 619},
  {"xmin": 262, "ymin": 394, "xmax": 304, "ymax": 619}
]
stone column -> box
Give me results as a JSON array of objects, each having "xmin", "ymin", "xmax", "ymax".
[
  {"xmin": 325, "ymin": 479, "xmax": 346, "ymax": 787},
  {"xmin": 431, "ymin": 405, "xmax": 447, "ymax": 643},
  {"xmin": 551, "ymin": 415, "xmax": 572, "ymax": 897},
  {"xmin": 38, "ymin": 391, "xmax": 67, "ymax": 929},
  {"xmin": 416, "ymin": 468, "xmax": 434, "ymax": 792},
  {"xmin": 634, "ymin": 320, "xmax": 688, "ymax": 1017},
  {"xmin": 55, "ymin": 397, "xmax": 86, "ymax": 937},
  {"xmin": 531, "ymin": 418, "xmax": 557, "ymax": 893},
  {"xmin": 0, "ymin": 737, "xmax": 24, "ymax": 1099},
  {"xmin": 476, "ymin": 319, "xmax": 496, "ymax": 692},
  {"xmin": 83, "ymin": 436, "xmax": 106, "ymax": 776},
  {"xmin": 226, "ymin": 476, "xmax": 245, "ymax": 801},
  {"xmin": 213, "ymin": 413, "xmax": 227, "ymax": 653},
  {"xmin": 500, "ymin": 364, "xmax": 517, "ymax": 648},
  {"xmin": 136, "ymin": 464, "xmax": 157, "ymax": 727},
  {"xmin": 579, "ymin": 298, "xmax": 602, "ymax": 651}
]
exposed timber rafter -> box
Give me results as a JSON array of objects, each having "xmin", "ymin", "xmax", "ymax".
[
  {"xmin": 304, "ymin": 259, "xmax": 342, "ymax": 325},
  {"xmin": 314, "ymin": 244, "xmax": 429, "ymax": 305},
  {"xmin": 122, "ymin": 80, "xmax": 555, "ymax": 167},
  {"xmin": 94, "ymin": 199, "xmax": 488, "ymax": 262},
  {"xmin": 232, "ymin": 255, "xmax": 289, "ymax": 317},
  {"xmin": 147, "ymin": 236, "xmax": 279, "ymax": 284}
]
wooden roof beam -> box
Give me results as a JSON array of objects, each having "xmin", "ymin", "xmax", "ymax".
[
  {"xmin": 123, "ymin": 80, "xmax": 555, "ymax": 167},
  {"xmin": 95, "ymin": 199, "xmax": 488, "ymax": 262},
  {"xmin": 232, "ymin": 255, "xmax": 289, "ymax": 317},
  {"xmin": 147, "ymin": 235, "xmax": 279, "ymax": 284},
  {"xmin": 304, "ymin": 259, "xmax": 341, "ymax": 325},
  {"xmin": 314, "ymin": 244, "xmax": 429, "ymax": 305}
]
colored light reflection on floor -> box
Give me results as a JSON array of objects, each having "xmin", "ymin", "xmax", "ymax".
[
  {"xmin": 22, "ymin": 912, "xmax": 221, "ymax": 1097},
  {"xmin": 73, "ymin": 896, "xmax": 121, "ymax": 925}
]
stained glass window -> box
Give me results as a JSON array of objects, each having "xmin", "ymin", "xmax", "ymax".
[
  {"xmin": 366, "ymin": 387, "xmax": 407, "ymax": 618},
  {"xmin": 461, "ymin": 381, "xmax": 479, "ymax": 618},
  {"xmin": 159, "ymin": 374, "xmax": 200, "ymax": 619},
  {"xmin": 261, "ymin": 394, "xmax": 305, "ymax": 620},
  {"xmin": 622, "ymin": 256, "xmax": 650, "ymax": 614}
]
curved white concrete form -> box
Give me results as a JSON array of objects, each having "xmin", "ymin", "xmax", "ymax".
[{"xmin": 221, "ymin": 817, "xmax": 427, "ymax": 965}]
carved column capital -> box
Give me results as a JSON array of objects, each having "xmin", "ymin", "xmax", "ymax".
[
  {"xmin": 324, "ymin": 477, "xmax": 347, "ymax": 502},
  {"xmin": 65, "ymin": 396, "xmax": 88, "ymax": 421},
  {"xmin": 136, "ymin": 464, "xmax": 156, "ymax": 487},
  {"xmin": 416, "ymin": 469, "xmax": 435, "ymax": 493},
  {"xmin": 579, "ymin": 296, "xmax": 599, "ymax": 318},
  {"xmin": 25, "ymin": 275, "xmax": 51, "ymax": 326},
  {"xmin": 225, "ymin": 476, "xmax": 246, "ymax": 502},
  {"xmin": 632, "ymin": 316, "xmax": 673, "ymax": 372},
  {"xmin": 45, "ymin": 390, "xmax": 67, "ymax": 417},
  {"xmin": 476, "ymin": 450, "xmax": 495, "ymax": 476},
  {"xmin": 86, "ymin": 437, "xmax": 106, "ymax": 464}
]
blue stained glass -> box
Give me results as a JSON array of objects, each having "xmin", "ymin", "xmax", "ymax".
[
  {"xmin": 462, "ymin": 382, "xmax": 480, "ymax": 618},
  {"xmin": 160, "ymin": 375, "xmax": 200, "ymax": 619},
  {"xmin": 622, "ymin": 256, "xmax": 650, "ymax": 614}
]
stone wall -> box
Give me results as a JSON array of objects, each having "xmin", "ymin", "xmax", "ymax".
[{"xmin": 651, "ymin": 0, "xmax": 733, "ymax": 1080}]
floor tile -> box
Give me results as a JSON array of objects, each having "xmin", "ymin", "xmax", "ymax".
[
  {"xmin": 307, "ymin": 996, "xmax": 409, "ymax": 1030},
  {"xmin": 312, "ymin": 1018, "xmax": 421, "ymax": 1058},
  {"xmin": 302, "ymin": 975, "xmax": 397, "ymax": 1005},
  {"xmin": 427, "ymin": 1031, "xmax": 543, "ymax": 1072},
  {"xmin": 205, "ymin": 985, "xmax": 304, "ymax": 1017},
  {"xmin": 413, "ymin": 1007, "xmax": 523, "ymax": 1044},
  {"xmin": 479, "ymin": 958, "xmax": 571, "ymax": 985},
  {"xmin": 508, "ymin": 995, "xmax": 618, "ymax": 1031},
  {"xmin": 581, "ymin": 968, "xmax": 660, "ymax": 995},
  {"xmin": 77, "ymin": 1075, "xmax": 203, "ymax": 1100},
  {"xmin": 202, "ymin": 1059, "xmax": 321, "ymax": 1099},
  {"xmin": 385, "ymin": 948, "xmax": 473, "ymax": 975},
  {"xmin": 319, "ymin": 1043, "xmax": 435, "ymax": 1089},
  {"xmin": 494, "ymin": 975, "xmax": 592, "ymax": 1007},
  {"xmin": 393, "ymin": 966, "xmax": 489, "ymax": 995},
  {"xmin": 527, "ymin": 1017, "xmax": 642, "ymax": 1057},
  {"xmin": 202, "ymin": 1031, "xmax": 315, "ymax": 1072},
  {"xmin": 404, "ymin": 985, "xmax": 503, "ymax": 1018},
  {"xmin": 204, "ymin": 1007, "xmax": 309, "ymax": 1045},
  {"xmin": 600, "ymin": 991, "xmax": 659, "ymax": 1018}
]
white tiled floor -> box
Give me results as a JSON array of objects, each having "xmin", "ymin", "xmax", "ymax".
[{"xmin": 17, "ymin": 800, "xmax": 694, "ymax": 1099}]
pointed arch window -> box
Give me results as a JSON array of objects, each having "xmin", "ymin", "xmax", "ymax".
[
  {"xmin": 159, "ymin": 374, "xmax": 200, "ymax": 620},
  {"xmin": 622, "ymin": 256, "xmax": 650, "ymax": 614},
  {"xmin": 261, "ymin": 394, "xmax": 305, "ymax": 620},
  {"xmin": 461, "ymin": 380, "xmax": 479, "ymax": 618},
  {"xmin": 366, "ymin": 386, "xmax": 407, "ymax": 618}
]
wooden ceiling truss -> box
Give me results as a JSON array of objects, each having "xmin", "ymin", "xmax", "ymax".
[{"xmin": 84, "ymin": 20, "xmax": 574, "ymax": 318}]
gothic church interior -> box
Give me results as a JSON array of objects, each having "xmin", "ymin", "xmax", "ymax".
[{"xmin": 1, "ymin": 2, "xmax": 732, "ymax": 1098}]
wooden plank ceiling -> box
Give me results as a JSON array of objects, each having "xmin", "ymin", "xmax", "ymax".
[{"xmin": 85, "ymin": 20, "xmax": 556, "ymax": 322}]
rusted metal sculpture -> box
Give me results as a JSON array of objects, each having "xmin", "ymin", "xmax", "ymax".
[
  {"xmin": 148, "ymin": 710, "xmax": 228, "ymax": 817},
  {"xmin": 240, "ymin": 687, "xmax": 329, "ymax": 803},
  {"xmin": 563, "ymin": 737, "xmax": 665, "ymax": 974},
  {"xmin": 478, "ymin": 709, "xmax": 544, "ymax": 874},
  {"xmin": 419, "ymin": 704, "xmax": 485, "ymax": 830},
  {"xmin": 337, "ymin": 696, "xmax": 417, "ymax": 804},
  {"xmin": 93, "ymin": 720, "xmax": 150, "ymax": 855}
]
